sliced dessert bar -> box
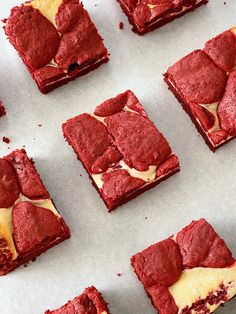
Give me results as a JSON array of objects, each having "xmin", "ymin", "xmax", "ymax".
[
  {"xmin": 0, "ymin": 101, "xmax": 6, "ymax": 117},
  {"xmin": 0, "ymin": 149, "xmax": 70, "ymax": 275},
  {"xmin": 4, "ymin": 0, "xmax": 109, "ymax": 93},
  {"xmin": 45, "ymin": 286, "xmax": 110, "ymax": 314},
  {"xmin": 116, "ymin": 0, "xmax": 208, "ymax": 35},
  {"xmin": 164, "ymin": 27, "xmax": 236, "ymax": 151},
  {"xmin": 131, "ymin": 218, "xmax": 236, "ymax": 314},
  {"xmin": 63, "ymin": 90, "xmax": 179, "ymax": 211}
]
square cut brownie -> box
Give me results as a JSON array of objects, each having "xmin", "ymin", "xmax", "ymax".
[
  {"xmin": 164, "ymin": 27, "xmax": 236, "ymax": 151},
  {"xmin": 116, "ymin": 0, "xmax": 208, "ymax": 35},
  {"xmin": 63, "ymin": 90, "xmax": 180, "ymax": 212},
  {"xmin": 131, "ymin": 218, "xmax": 236, "ymax": 314},
  {"xmin": 0, "ymin": 101, "xmax": 6, "ymax": 117},
  {"xmin": 0, "ymin": 149, "xmax": 70, "ymax": 275},
  {"xmin": 45, "ymin": 286, "xmax": 110, "ymax": 314},
  {"xmin": 3, "ymin": 0, "xmax": 109, "ymax": 94}
]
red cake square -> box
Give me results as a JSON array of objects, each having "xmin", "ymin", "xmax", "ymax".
[
  {"xmin": 0, "ymin": 101, "xmax": 6, "ymax": 117},
  {"xmin": 3, "ymin": 0, "xmax": 109, "ymax": 94},
  {"xmin": 116, "ymin": 0, "xmax": 208, "ymax": 35},
  {"xmin": 0, "ymin": 149, "xmax": 70, "ymax": 275},
  {"xmin": 131, "ymin": 218, "xmax": 236, "ymax": 314},
  {"xmin": 164, "ymin": 27, "xmax": 236, "ymax": 151},
  {"xmin": 63, "ymin": 90, "xmax": 180, "ymax": 212},
  {"xmin": 45, "ymin": 286, "xmax": 110, "ymax": 314}
]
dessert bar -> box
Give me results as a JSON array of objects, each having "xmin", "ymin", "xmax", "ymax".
[
  {"xmin": 0, "ymin": 101, "xmax": 6, "ymax": 117},
  {"xmin": 63, "ymin": 90, "xmax": 179, "ymax": 211},
  {"xmin": 0, "ymin": 149, "xmax": 70, "ymax": 275},
  {"xmin": 4, "ymin": 0, "xmax": 109, "ymax": 93},
  {"xmin": 164, "ymin": 27, "xmax": 236, "ymax": 151},
  {"xmin": 45, "ymin": 286, "xmax": 110, "ymax": 314},
  {"xmin": 131, "ymin": 218, "xmax": 236, "ymax": 314},
  {"xmin": 116, "ymin": 0, "xmax": 208, "ymax": 35}
]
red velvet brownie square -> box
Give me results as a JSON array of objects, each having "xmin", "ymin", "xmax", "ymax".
[
  {"xmin": 164, "ymin": 28, "xmax": 236, "ymax": 151},
  {"xmin": 4, "ymin": 0, "xmax": 109, "ymax": 94},
  {"xmin": 0, "ymin": 149, "xmax": 70, "ymax": 275},
  {"xmin": 116, "ymin": 0, "xmax": 208, "ymax": 35},
  {"xmin": 63, "ymin": 90, "xmax": 179, "ymax": 212},
  {"xmin": 131, "ymin": 218, "xmax": 236, "ymax": 314},
  {"xmin": 45, "ymin": 286, "xmax": 110, "ymax": 314},
  {"xmin": 0, "ymin": 101, "xmax": 6, "ymax": 117}
]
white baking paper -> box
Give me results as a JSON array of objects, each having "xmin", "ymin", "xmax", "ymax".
[{"xmin": 0, "ymin": 0, "xmax": 235, "ymax": 313}]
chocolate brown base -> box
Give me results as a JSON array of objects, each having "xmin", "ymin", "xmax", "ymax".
[
  {"xmin": 0, "ymin": 217, "xmax": 70, "ymax": 276},
  {"xmin": 164, "ymin": 73, "xmax": 235, "ymax": 152},
  {"xmin": 117, "ymin": 0, "xmax": 208, "ymax": 35}
]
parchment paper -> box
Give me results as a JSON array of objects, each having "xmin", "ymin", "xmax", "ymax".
[{"xmin": 0, "ymin": 0, "xmax": 236, "ymax": 313}]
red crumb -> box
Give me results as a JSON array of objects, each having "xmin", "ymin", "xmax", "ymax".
[
  {"xmin": 2, "ymin": 136, "xmax": 10, "ymax": 144},
  {"xmin": 117, "ymin": 273, "xmax": 123, "ymax": 277},
  {"xmin": 119, "ymin": 22, "xmax": 124, "ymax": 30},
  {"xmin": 38, "ymin": 124, "xmax": 42, "ymax": 127},
  {"xmin": 0, "ymin": 101, "xmax": 6, "ymax": 117}
]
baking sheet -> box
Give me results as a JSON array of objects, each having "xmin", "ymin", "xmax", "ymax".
[{"xmin": 0, "ymin": 0, "xmax": 236, "ymax": 313}]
